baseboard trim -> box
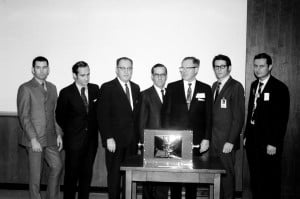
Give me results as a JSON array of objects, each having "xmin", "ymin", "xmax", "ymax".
[{"xmin": 0, "ymin": 183, "xmax": 108, "ymax": 193}]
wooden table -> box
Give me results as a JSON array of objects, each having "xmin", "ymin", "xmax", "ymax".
[{"xmin": 121, "ymin": 155, "xmax": 225, "ymax": 199}]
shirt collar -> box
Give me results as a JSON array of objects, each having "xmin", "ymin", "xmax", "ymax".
[
  {"xmin": 75, "ymin": 82, "xmax": 88, "ymax": 92},
  {"xmin": 259, "ymin": 74, "xmax": 270, "ymax": 85},
  {"xmin": 183, "ymin": 79, "xmax": 196, "ymax": 87}
]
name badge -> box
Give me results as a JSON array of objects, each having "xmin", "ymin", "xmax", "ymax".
[
  {"xmin": 264, "ymin": 93, "xmax": 270, "ymax": 101},
  {"xmin": 196, "ymin": 93, "xmax": 205, "ymax": 98},
  {"xmin": 221, "ymin": 98, "xmax": 227, "ymax": 108}
]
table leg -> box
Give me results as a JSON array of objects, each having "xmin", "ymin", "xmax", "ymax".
[
  {"xmin": 125, "ymin": 171, "xmax": 132, "ymax": 199},
  {"xmin": 213, "ymin": 174, "xmax": 221, "ymax": 199},
  {"xmin": 209, "ymin": 185, "xmax": 213, "ymax": 199},
  {"xmin": 132, "ymin": 182, "xmax": 137, "ymax": 199}
]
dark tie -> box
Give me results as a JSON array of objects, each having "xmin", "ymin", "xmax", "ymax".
[
  {"xmin": 214, "ymin": 82, "xmax": 221, "ymax": 103},
  {"xmin": 186, "ymin": 83, "xmax": 192, "ymax": 110},
  {"xmin": 125, "ymin": 83, "xmax": 131, "ymax": 103},
  {"xmin": 161, "ymin": 89, "xmax": 165, "ymax": 102},
  {"xmin": 81, "ymin": 87, "xmax": 88, "ymax": 113}
]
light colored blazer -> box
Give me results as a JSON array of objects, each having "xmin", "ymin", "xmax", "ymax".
[{"xmin": 17, "ymin": 78, "xmax": 62, "ymax": 147}]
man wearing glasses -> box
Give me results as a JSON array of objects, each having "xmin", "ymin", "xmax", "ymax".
[
  {"xmin": 161, "ymin": 57, "xmax": 213, "ymax": 199},
  {"xmin": 211, "ymin": 54, "xmax": 245, "ymax": 199},
  {"xmin": 97, "ymin": 57, "xmax": 140, "ymax": 199},
  {"xmin": 138, "ymin": 64, "xmax": 169, "ymax": 199}
]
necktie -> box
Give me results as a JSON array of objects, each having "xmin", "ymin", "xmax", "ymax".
[
  {"xmin": 214, "ymin": 82, "xmax": 221, "ymax": 103},
  {"xmin": 41, "ymin": 82, "xmax": 47, "ymax": 92},
  {"xmin": 186, "ymin": 83, "xmax": 192, "ymax": 110},
  {"xmin": 161, "ymin": 89, "xmax": 165, "ymax": 102},
  {"xmin": 125, "ymin": 83, "xmax": 131, "ymax": 103},
  {"xmin": 81, "ymin": 87, "xmax": 88, "ymax": 113},
  {"xmin": 250, "ymin": 82, "xmax": 264, "ymax": 124},
  {"xmin": 258, "ymin": 82, "xmax": 264, "ymax": 96}
]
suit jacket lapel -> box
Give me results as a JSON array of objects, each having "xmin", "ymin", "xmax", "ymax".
[
  {"xmin": 218, "ymin": 77, "xmax": 233, "ymax": 97},
  {"xmin": 71, "ymin": 83, "xmax": 87, "ymax": 112},
  {"xmin": 114, "ymin": 78, "xmax": 132, "ymax": 111},
  {"xmin": 31, "ymin": 78, "xmax": 47, "ymax": 102},
  {"xmin": 179, "ymin": 80, "xmax": 190, "ymax": 111},
  {"xmin": 150, "ymin": 86, "xmax": 162, "ymax": 106}
]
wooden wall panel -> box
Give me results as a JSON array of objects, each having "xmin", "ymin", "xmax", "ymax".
[{"xmin": 245, "ymin": 0, "xmax": 300, "ymax": 198}]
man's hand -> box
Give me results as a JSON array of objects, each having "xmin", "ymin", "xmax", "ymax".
[
  {"xmin": 199, "ymin": 139, "xmax": 209, "ymax": 153},
  {"xmin": 31, "ymin": 138, "xmax": 42, "ymax": 152},
  {"xmin": 222, "ymin": 142, "xmax": 234, "ymax": 153},
  {"xmin": 107, "ymin": 138, "xmax": 116, "ymax": 153},
  {"xmin": 57, "ymin": 135, "xmax": 63, "ymax": 151},
  {"xmin": 266, "ymin": 145, "xmax": 276, "ymax": 155}
]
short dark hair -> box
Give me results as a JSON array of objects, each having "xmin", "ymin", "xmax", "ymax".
[
  {"xmin": 254, "ymin": 53, "xmax": 272, "ymax": 65},
  {"xmin": 151, "ymin": 63, "xmax": 167, "ymax": 75},
  {"xmin": 212, "ymin": 54, "xmax": 231, "ymax": 68},
  {"xmin": 116, "ymin": 57, "xmax": 133, "ymax": 66},
  {"xmin": 32, "ymin": 56, "xmax": 49, "ymax": 68},
  {"xmin": 72, "ymin": 61, "xmax": 89, "ymax": 75},
  {"xmin": 182, "ymin": 57, "xmax": 200, "ymax": 67}
]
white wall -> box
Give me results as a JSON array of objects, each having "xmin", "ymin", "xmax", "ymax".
[{"xmin": 0, "ymin": 0, "xmax": 247, "ymax": 112}]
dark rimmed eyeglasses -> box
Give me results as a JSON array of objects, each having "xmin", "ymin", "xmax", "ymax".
[{"xmin": 213, "ymin": 65, "xmax": 227, "ymax": 70}]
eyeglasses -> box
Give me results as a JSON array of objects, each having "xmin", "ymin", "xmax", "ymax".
[
  {"xmin": 117, "ymin": 67, "xmax": 133, "ymax": 71},
  {"xmin": 179, "ymin": 67, "xmax": 198, "ymax": 71},
  {"xmin": 153, "ymin": 73, "xmax": 167, "ymax": 78},
  {"xmin": 213, "ymin": 65, "xmax": 227, "ymax": 70}
]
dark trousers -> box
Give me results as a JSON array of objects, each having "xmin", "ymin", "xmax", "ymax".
[
  {"xmin": 63, "ymin": 140, "xmax": 98, "ymax": 199},
  {"xmin": 170, "ymin": 183, "xmax": 196, "ymax": 199},
  {"xmin": 210, "ymin": 145, "xmax": 236, "ymax": 199},
  {"xmin": 27, "ymin": 145, "xmax": 63, "ymax": 199},
  {"xmin": 143, "ymin": 182, "xmax": 169, "ymax": 199},
  {"xmin": 105, "ymin": 146, "xmax": 134, "ymax": 199},
  {"xmin": 170, "ymin": 150, "xmax": 208, "ymax": 199},
  {"xmin": 246, "ymin": 140, "xmax": 282, "ymax": 199}
]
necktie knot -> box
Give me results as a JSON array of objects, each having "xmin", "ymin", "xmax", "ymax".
[
  {"xmin": 258, "ymin": 82, "xmax": 264, "ymax": 94},
  {"xmin": 41, "ymin": 82, "xmax": 47, "ymax": 91},
  {"xmin": 81, "ymin": 87, "xmax": 85, "ymax": 94}
]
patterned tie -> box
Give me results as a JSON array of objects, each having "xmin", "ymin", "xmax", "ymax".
[
  {"xmin": 125, "ymin": 83, "xmax": 131, "ymax": 103},
  {"xmin": 81, "ymin": 87, "xmax": 88, "ymax": 113},
  {"xmin": 250, "ymin": 82, "xmax": 264, "ymax": 124},
  {"xmin": 186, "ymin": 83, "xmax": 192, "ymax": 110},
  {"xmin": 214, "ymin": 82, "xmax": 221, "ymax": 103}
]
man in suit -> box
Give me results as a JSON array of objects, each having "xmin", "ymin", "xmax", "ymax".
[
  {"xmin": 17, "ymin": 56, "xmax": 63, "ymax": 199},
  {"xmin": 161, "ymin": 56, "xmax": 213, "ymax": 199},
  {"xmin": 138, "ymin": 64, "xmax": 169, "ymax": 199},
  {"xmin": 244, "ymin": 53, "xmax": 289, "ymax": 199},
  {"xmin": 97, "ymin": 57, "xmax": 140, "ymax": 199},
  {"xmin": 211, "ymin": 54, "xmax": 245, "ymax": 199},
  {"xmin": 56, "ymin": 61, "xmax": 100, "ymax": 199}
]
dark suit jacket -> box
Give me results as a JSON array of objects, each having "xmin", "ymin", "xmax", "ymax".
[
  {"xmin": 138, "ymin": 86, "xmax": 163, "ymax": 143},
  {"xmin": 161, "ymin": 80, "xmax": 213, "ymax": 145},
  {"xmin": 17, "ymin": 78, "xmax": 62, "ymax": 147},
  {"xmin": 97, "ymin": 78, "xmax": 140, "ymax": 148},
  {"xmin": 212, "ymin": 77, "xmax": 245, "ymax": 150},
  {"xmin": 244, "ymin": 75, "xmax": 289, "ymax": 151},
  {"xmin": 56, "ymin": 83, "xmax": 100, "ymax": 150}
]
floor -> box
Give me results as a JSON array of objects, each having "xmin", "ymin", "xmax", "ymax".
[{"xmin": 0, "ymin": 189, "xmax": 248, "ymax": 199}]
